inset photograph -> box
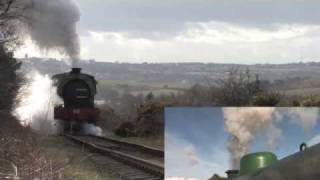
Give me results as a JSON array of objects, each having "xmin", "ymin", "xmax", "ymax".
[{"xmin": 165, "ymin": 107, "xmax": 320, "ymax": 180}]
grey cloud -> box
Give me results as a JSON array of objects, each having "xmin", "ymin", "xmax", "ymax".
[{"xmin": 76, "ymin": 0, "xmax": 320, "ymax": 38}]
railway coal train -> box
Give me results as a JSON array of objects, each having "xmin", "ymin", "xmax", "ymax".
[{"xmin": 52, "ymin": 68, "xmax": 99, "ymax": 133}]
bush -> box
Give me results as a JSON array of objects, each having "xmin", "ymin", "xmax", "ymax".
[
  {"xmin": 216, "ymin": 68, "xmax": 262, "ymax": 106},
  {"xmin": 135, "ymin": 101, "xmax": 165, "ymax": 137},
  {"xmin": 300, "ymin": 95, "xmax": 320, "ymax": 106},
  {"xmin": 113, "ymin": 121, "xmax": 136, "ymax": 137},
  {"xmin": 251, "ymin": 92, "xmax": 281, "ymax": 106},
  {"xmin": 97, "ymin": 104, "xmax": 122, "ymax": 131}
]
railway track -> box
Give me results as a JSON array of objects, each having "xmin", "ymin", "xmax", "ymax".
[{"xmin": 64, "ymin": 134, "xmax": 164, "ymax": 180}]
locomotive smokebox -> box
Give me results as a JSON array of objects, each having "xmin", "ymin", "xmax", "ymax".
[{"xmin": 71, "ymin": 67, "xmax": 81, "ymax": 74}]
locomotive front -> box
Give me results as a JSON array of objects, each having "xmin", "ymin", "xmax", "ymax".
[{"xmin": 52, "ymin": 68, "xmax": 99, "ymax": 132}]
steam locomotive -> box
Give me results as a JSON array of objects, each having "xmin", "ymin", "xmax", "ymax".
[
  {"xmin": 52, "ymin": 68, "xmax": 99, "ymax": 133},
  {"xmin": 225, "ymin": 143, "xmax": 320, "ymax": 180}
]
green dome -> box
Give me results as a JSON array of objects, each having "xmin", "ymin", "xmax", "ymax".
[{"xmin": 240, "ymin": 152, "xmax": 278, "ymax": 175}]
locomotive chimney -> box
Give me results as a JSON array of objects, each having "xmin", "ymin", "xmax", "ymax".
[{"xmin": 71, "ymin": 68, "xmax": 81, "ymax": 74}]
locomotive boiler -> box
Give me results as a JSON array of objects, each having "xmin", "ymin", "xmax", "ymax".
[
  {"xmin": 52, "ymin": 68, "xmax": 99, "ymax": 132},
  {"xmin": 224, "ymin": 143, "xmax": 320, "ymax": 180}
]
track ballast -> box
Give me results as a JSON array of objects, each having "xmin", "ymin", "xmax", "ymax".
[{"xmin": 64, "ymin": 134, "xmax": 164, "ymax": 180}]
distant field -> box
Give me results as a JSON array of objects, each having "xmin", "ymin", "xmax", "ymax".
[
  {"xmin": 281, "ymin": 87, "xmax": 320, "ymax": 96},
  {"xmin": 130, "ymin": 89, "xmax": 182, "ymax": 96},
  {"xmin": 98, "ymin": 79, "xmax": 320, "ymax": 97},
  {"xmin": 98, "ymin": 79, "xmax": 189, "ymax": 96},
  {"xmin": 98, "ymin": 79, "xmax": 190, "ymax": 89}
]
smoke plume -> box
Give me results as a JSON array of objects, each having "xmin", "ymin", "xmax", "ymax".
[
  {"xmin": 223, "ymin": 107, "xmax": 319, "ymax": 169},
  {"xmin": 23, "ymin": 0, "xmax": 80, "ymax": 66},
  {"xmin": 223, "ymin": 107, "xmax": 280, "ymax": 169}
]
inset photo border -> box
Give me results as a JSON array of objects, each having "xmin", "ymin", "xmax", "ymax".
[{"xmin": 165, "ymin": 107, "xmax": 320, "ymax": 180}]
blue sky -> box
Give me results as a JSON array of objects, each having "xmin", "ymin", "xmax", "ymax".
[{"xmin": 165, "ymin": 107, "xmax": 320, "ymax": 179}]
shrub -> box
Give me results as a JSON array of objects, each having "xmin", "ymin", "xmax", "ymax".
[
  {"xmin": 301, "ymin": 95, "xmax": 320, "ymax": 106},
  {"xmin": 135, "ymin": 101, "xmax": 165, "ymax": 137},
  {"xmin": 251, "ymin": 92, "xmax": 281, "ymax": 106},
  {"xmin": 113, "ymin": 121, "xmax": 136, "ymax": 137}
]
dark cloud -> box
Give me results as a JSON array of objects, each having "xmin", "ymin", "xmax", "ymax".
[{"xmin": 76, "ymin": 0, "xmax": 320, "ymax": 37}]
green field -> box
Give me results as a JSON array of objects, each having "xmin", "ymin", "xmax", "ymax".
[{"xmin": 281, "ymin": 87, "xmax": 320, "ymax": 96}]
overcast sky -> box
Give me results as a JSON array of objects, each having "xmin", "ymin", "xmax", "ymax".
[
  {"xmin": 17, "ymin": 0, "xmax": 320, "ymax": 64},
  {"xmin": 165, "ymin": 107, "xmax": 320, "ymax": 179}
]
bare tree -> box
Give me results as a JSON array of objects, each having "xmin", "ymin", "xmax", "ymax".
[
  {"xmin": 0, "ymin": 0, "xmax": 28, "ymax": 49},
  {"xmin": 216, "ymin": 68, "xmax": 262, "ymax": 106},
  {"xmin": 0, "ymin": 0, "xmax": 28, "ymax": 110}
]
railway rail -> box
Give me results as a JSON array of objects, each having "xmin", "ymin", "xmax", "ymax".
[{"xmin": 64, "ymin": 134, "xmax": 164, "ymax": 180}]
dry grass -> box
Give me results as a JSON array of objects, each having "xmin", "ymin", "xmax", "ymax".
[
  {"xmin": 0, "ymin": 127, "xmax": 66, "ymax": 179},
  {"xmin": 39, "ymin": 136, "xmax": 117, "ymax": 180},
  {"xmin": 0, "ymin": 111, "xmax": 116, "ymax": 179}
]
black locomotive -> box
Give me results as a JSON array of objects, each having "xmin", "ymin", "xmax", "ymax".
[{"xmin": 52, "ymin": 68, "xmax": 99, "ymax": 132}]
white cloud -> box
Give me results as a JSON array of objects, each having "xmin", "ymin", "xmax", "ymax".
[
  {"xmin": 275, "ymin": 108, "xmax": 319, "ymax": 133},
  {"xmin": 288, "ymin": 108, "xmax": 319, "ymax": 133},
  {"xmin": 79, "ymin": 31, "xmax": 153, "ymax": 61},
  {"xmin": 165, "ymin": 132, "xmax": 228, "ymax": 179},
  {"xmin": 78, "ymin": 23, "xmax": 320, "ymax": 63},
  {"xmin": 16, "ymin": 22, "xmax": 320, "ymax": 64},
  {"xmin": 183, "ymin": 146, "xmax": 200, "ymax": 166},
  {"xmin": 88, "ymin": 31, "xmax": 106, "ymax": 43},
  {"xmin": 176, "ymin": 22, "xmax": 320, "ymax": 43}
]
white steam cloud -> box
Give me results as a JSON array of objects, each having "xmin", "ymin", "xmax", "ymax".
[
  {"xmin": 223, "ymin": 107, "xmax": 279, "ymax": 169},
  {"xmin": 223, "ymin": 107, "xmax": 319, "ymax": 169},
  {"xmin": 13, "ymin": 71, "xmax": 62, "ymax": 134},
  {"xmin": 13, "ymin": 71, "xmax": 103, "ymax": 136},
  {"xmin": 83, "ymin": 123, "xmax": 103, "ymax": 136},
  {"xmin": 23, "ymin": 0, "xmax": 80, "ymax": 66}
]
